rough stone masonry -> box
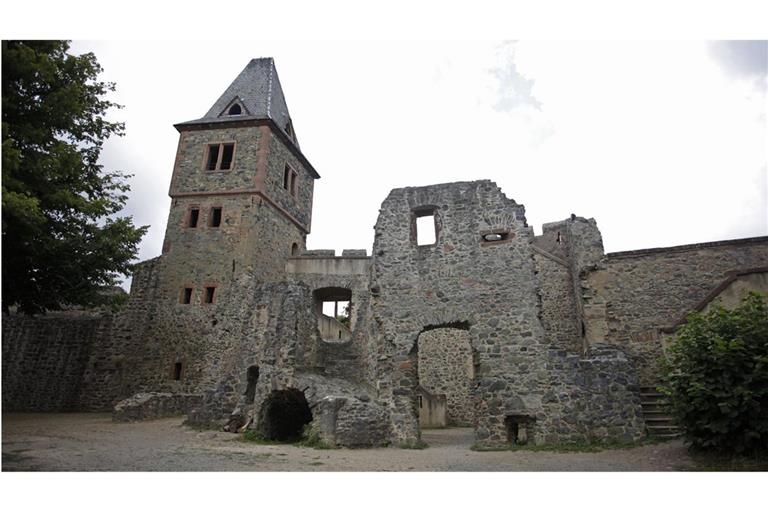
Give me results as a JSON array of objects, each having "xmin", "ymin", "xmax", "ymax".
[{"xmin": 3, "ymin": 58, "xmax": 767, "ymax": 448}]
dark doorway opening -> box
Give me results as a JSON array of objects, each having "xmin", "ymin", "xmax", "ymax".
[
  {"xmin": 244, "ymin": 366, "xmax": 259, "ymax": 404},
  {"xmin": 505, "ymin": 414, "xmax": 534, "ymax": 445},
  {"xmin": 258, "ymin": 388, "xmax": 312, "ymax": 442}
]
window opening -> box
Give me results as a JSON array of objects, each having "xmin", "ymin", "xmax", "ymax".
[
  {"xmin": 220, "ymin": 143, "xmax": 234, "ymax": 170},
  {"xmin": 416, "ymin": 215, "xmax": 436, "ymax": 246},
  {"xmin": 204, "ymin": 286, "xmax": 216, "ymax": 304},
  {"xmin": 181, "ymin": 287, "xmax": 193, "ymax": 304},
  {"xmin": 173, "ymin": 362, "xmax": 183, "ymax": 381},
  {"xmin": 206, "ymin": 143, "xmax": 235, "ymax": 171},
  {"xmin": 188, "ymin": 208, "xmax": 200, "ymax": 228},
  {"xmin": 283, "ymin": 165, "xmax": 291, "ymax": 190},
  {"xmin": 228, "ymin": 103, "xmax": 242, "ymax": 115},
  {"xmin": 291, "ymin": 243, "xmax": 299, "ymax": 256},
  {"xmin": 206, "ymin": 145, "xmax": 220, "ymax": 170},
  {"xmin": 481, "ymin": 231, "xmax": 510, "ymax": 243},
  {"xmin": 290, "ymin": 171, "xmax": 297, "ymax": 196},
  {"xmin": 209, "ymin": 207, "xmax": 222, "ymax": 227}
]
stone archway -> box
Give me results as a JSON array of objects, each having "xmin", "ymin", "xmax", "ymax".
[{"xmin": 257, "ymin": 388, "xmax": 312, "ymax": 442}]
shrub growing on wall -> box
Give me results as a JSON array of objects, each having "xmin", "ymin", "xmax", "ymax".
[{"xmin": 663, "ymin": 292, "xmax": 768, "ymax": 454}]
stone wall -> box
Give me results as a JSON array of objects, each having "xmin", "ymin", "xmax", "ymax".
[
  {"xmin": 2, "ymin": 312, "xmax": 113, "ymax": 411},
  {"xmin": 417, "ymin": 328, "xmax": 474, "ymax": 426},
  {"xmin": 367, "ymin": 181, "xmax": 645, "ymax": 445},
  {"xmin": 285, "ymin": 254, "xmax": 372, "ymax": 383},
  {"xmin": 582, "ymin": 236, "xmax": 768, "ymax": 384}
]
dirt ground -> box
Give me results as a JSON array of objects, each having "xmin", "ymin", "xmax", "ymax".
[{"xmin": 2, "ymin": 413, "xmax": 699, "ymax": 471}]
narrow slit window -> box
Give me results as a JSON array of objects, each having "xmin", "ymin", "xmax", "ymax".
[
  {"xmin": 181, "ymin": 288, "xmax": 193, "ymax": 304},
  {"xmin": 290, "ymin": 170, "xmax": 297, "ymax": 196},
  {"xmin": 220, "ymin": 143, "xmax": 234, "ymax": 170},
  {"xmin": 188, "ymin": 208, "xmax": 200, "ymax": 228},
  {"xmin": 204, "ymin": 286, "xmax": 216, "ymax": 304},
  {"xmin": 173, "ymin": 362, "xmax": 183, "ymax": 381},
  {"xmin": 206, "ymin": 145, "xmax": 220, "ymax": 170},
  {"xmin": 416, "ymin": 215, "xmax": 436, "ymax": 246},
  {"xmin": 209, "ymin": 207, "xmax": 222, "ymax": 228},
  {"xmin": 283, "ymin": 165, "xmax": 291, "ymax": 190}
]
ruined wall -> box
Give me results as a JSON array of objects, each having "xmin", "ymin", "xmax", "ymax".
[
  {"xmin": 582, "ymin": 236, "xmax": 768, "ymax": 384},
  {"xmin": 368, "ymin": 181, "xmax": 645, "ymax": 445},
  {"xmin": 2, "ymin": 312, "xmax": 113, "ymax": 411},
  {"xmin": 285, "ymin": 253, "xmax": 372, "ymax": 383},
  {"xmin": 417, "ymin": 328, "xmax": 474, "ymax": 427},
  {"xmin": 533, "ymin": 251, "xmax": 581, "ymax": 353},
  {"xmin": 369, "ymin": 181, "xmax": 547, "ymax": 444}
]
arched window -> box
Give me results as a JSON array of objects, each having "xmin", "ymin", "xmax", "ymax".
[
  {"xmin": 228, "ymin": 103, "xmax": 242, "ymax": 116},
  {"xmin": 291, "ymin": 242, "xmax": 299, "ymax": 256}
]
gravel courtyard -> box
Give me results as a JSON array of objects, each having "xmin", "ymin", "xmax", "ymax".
[{"xmin": 2, "ymin": 413, "xmax": 698, "ymax": 471}]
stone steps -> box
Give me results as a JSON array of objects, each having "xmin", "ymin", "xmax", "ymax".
[{"xmin": 639, "ymin": 384, "xmax": 683, "ymax": 439}]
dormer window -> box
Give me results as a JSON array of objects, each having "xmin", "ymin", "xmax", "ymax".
[{"xmin": 227, "ymin": 103, "xmax": 242, "ymax": 116}]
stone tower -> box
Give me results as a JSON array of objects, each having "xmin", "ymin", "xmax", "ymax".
[{"xmin": 160, "ymin": 58, "xmax": 319, "ymax": 306}]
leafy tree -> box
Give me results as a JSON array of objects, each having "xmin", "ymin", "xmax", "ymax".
[
  {"xmin": 662, "ymin": 292, "xmax": 768, "ymax": 454},
  {"xmin": 2, "ymin": 41, "xmax": 147, "ymax": 314}
]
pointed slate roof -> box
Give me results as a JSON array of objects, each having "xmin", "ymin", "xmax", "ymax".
[{"xmin": 175, "ymin": 58, "xmax": 299, "ymax": 148}]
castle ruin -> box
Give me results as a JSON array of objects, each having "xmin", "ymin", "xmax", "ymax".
[{"xmin": 4, "ymin": 58, "xmax": 767, "ymax": 447}]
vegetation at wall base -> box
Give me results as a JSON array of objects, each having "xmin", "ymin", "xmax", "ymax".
[
  {"xmin": 662, "ymin": 292, "xmax": 768, "ymax": 456},
  {"xmin": 470, "ymin": 440, "xmax": 642, "ymax": 453},
  {"xmin": 398, "ymin": 439, "xmax": 429, "ymax": 450},
  {"xmin": 2, "ymin": 40, "xmax": 147, "ymax": 314}
]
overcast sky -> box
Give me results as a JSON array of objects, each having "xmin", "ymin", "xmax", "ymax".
[{"xmin": 68, "ymin": 40, "xmax": 767, "ymax": 287}]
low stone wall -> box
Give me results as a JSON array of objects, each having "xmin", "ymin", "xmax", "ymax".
[
  {"xmin": 2, "ymin": 312, "xmax": 113, "ymax": 412},
  {"xmin": 312, "ymin": 395, "xmax": 390, "ymax": 447},
  {"xmin": 113, "ymin": 392, "xmax": 202, "ymax": 422}
]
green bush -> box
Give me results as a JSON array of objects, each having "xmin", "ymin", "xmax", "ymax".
[{"xmin": 662, "ymin": 292, "xmax": 768, "ymax": 454}]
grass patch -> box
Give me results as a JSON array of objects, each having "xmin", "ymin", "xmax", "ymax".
[
  {"xmin": 398, "ymin": 439, "xmax": 429, "ymax": 450},
  {"xmin": 239, "ymin": 430, "xmax": 285, "ymax": 445},
  {"xmin": 240, "ymin": 425, "xmax": 337, "ymax": 450},
  {"xmin": 295, "ymin": 425, "xmax": 336, "ymax": 450}
]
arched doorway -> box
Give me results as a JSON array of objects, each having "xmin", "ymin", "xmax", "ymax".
[{"xmin": 257, "ymin": 388, "xmax": 312, "ymax": 442}]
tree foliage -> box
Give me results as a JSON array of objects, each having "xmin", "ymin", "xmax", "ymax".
[
  {"xmin": 662, "ymin": 292, "xmax": 768, "ymax": 454},
  {"xmin": 2, "ymin": 40, "xmax": 147, "ymax": 313}
]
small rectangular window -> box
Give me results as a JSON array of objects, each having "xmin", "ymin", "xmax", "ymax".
[
  {"xmin": 181, "ymin": 288, "xmax": 193, "ymax": 304},
  {"xmin": 209, "ymin": 207, "xmax": 222, "ymax": 228},
  {"xmin": 290, "ymin": 170, "xmax": 298, "ymax": 196},
  {"xmin": 283, "ymin": 165, "xmax": 291, "ymax": 190},
  {"xmin": 206, "ymin": 145, "xmax": 220, "ymax": 170},
  {"xmin": 173, "ymin": 362, "xmax": 183, "ymax": 381},
  {"xmin": 220, "ymin": 143, "xmax": 234, "ymax": 170},
  {"xmin": 204, "ymin": 286, "xmax": 216, "ymax": 304},
  {"xmin": 416, "ymin": 215, "xmax": 436, "ymax": 246},
  {"xmin": 188, "ymin": 208, "xmax": 200, "ymax": 228}
]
